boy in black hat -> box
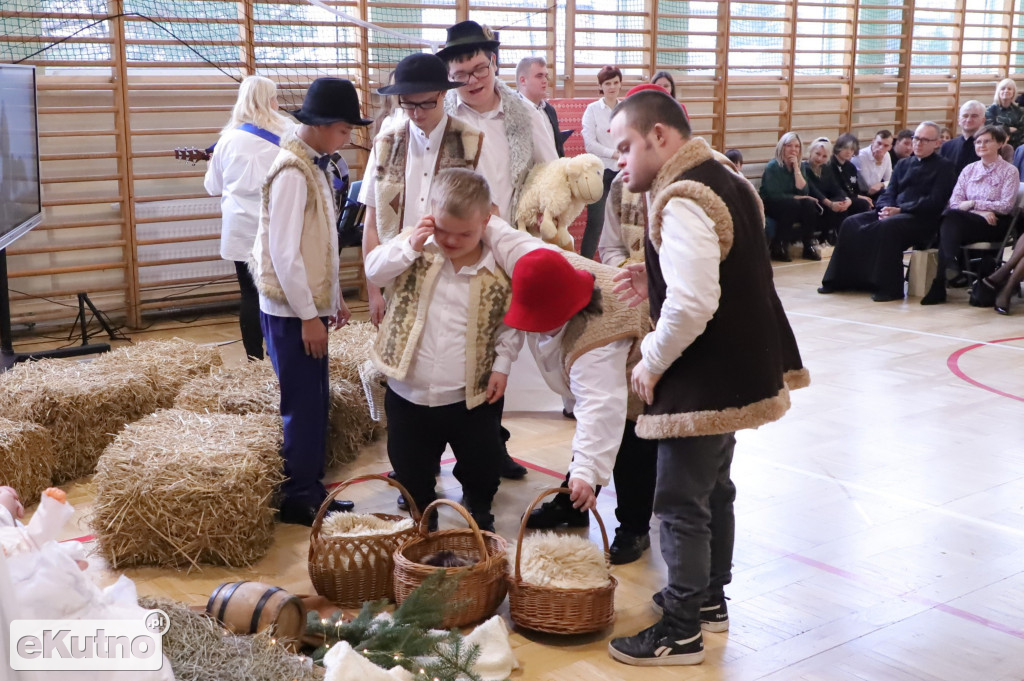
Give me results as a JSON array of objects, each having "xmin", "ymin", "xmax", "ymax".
[{"xmin": 251, "ymin": 77, "xmax": 371, "ymax": 526}]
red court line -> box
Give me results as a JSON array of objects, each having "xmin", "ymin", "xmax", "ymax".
[{"xmin": 947, "ymin": 336, "xmax": 1024, "ymax": 403}]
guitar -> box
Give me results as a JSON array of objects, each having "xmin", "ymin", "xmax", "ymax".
[{"xmin": 173, "ymin": 146, "xmax": 213, "ymax": 164}]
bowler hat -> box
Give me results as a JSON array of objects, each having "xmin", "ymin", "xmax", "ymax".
[
  {"xmin": 377, "ymin": 53, "xmax": 464, "ymax": 96},
  {"xmin": 436, "ymin": 20, "xmax": 500, "ymax": 62},
  {"xmin": 504, "ymin": 249, "xmax": 595, "ymax": 333},
  {"xmin": 291, "ymin": 78, "xmax": 373, "ymax": 127}
]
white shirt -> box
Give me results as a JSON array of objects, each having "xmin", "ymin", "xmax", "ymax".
[
  {"xmin": 530, "ymin": 329, "xmax": 630, "ymax": 489},
  {"xmin": 452, "ymin": 89, "xmax": 558, "ymax": 220},
  {"xmin": 641, "ymin": 197, "xmax": 721, "ymax": 374},
  {"xmin": 597, "ymin": 180, "xmax": 629, "ymax": 266},
  {"xmin": 362, "ymin": 115, "xmax": 449, "ymax": 230},
  {"xmin": 257, "ymin": 137, "xmax": 341, "ymax": 320},
  {"xmin": 357, "ymin": 110, "xmax": 407, "ymax": 204},
  {"xmin": 852, "ymin": 147, "xmax": 892, "ymax": 192},
  {"xmin": 204, "ymin": 124, "xmax": 289, "ymax": 262},
  {"xmin": 582, "ymin": 98, "xmax": 619, "ymax": 171},
  {"xmin": 364, "ymin": 235, "xmax": 522, "ymax": 407}
]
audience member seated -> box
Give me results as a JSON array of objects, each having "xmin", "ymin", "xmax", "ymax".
[
  {"xmin": 725, "ymin": 148, "xmax": 743, "ymax": 172},
  {"xmin": 802, "ymin": 137, "xmax": 869, "ymax": 245},
  {"xmin": 979, "ymin": 233, "xmax": 1024, "ymax": 315},
  {"xmin": 922, "ymin": 125, "xmax": 1019, "ymax": 305},
  {"xmin": 1013, "ymin": 144, "xmax": 1024, "ymax": 180},
  {"xmin": 940, "ymin": 127, "xmax": 953, "ymax": 143},
  {"xmin": 852, "ymin": 129, "xmax": 893, "ymax": 202},
  {"xmin": 650, "ymin": 70, "xmax": 676, "ymax": 99},
  {"xmin": 819, "ymin": 121, "xmax": 957, "ymax": 302},
  {"xmin": 940, "ymin": 101, "xmax": 985, "ymax": 174},
  {"xmin": 759, "ymin": 132, "xmax": 823, "ymax": 262},
  {"xmin": 890, "ymin": 129, "xmax": 914, "ymax": 167},
  {"xmin": 986, "ymin": 78, "xmax": 1024, "ymax": 149}
]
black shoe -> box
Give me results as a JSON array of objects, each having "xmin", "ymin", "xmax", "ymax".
[
  {"xmin": 562, "ymin": 408, "xmax": 576, "ymax": 420},
  {"xmin": 920, "ymin": 278, "xmax": 947, "ymax": 305},
  {"xmin": 947, "ymin": 272, "xmax": 969, "ymax": 289},
  {"xmin": 802, "ymin": 245, "xmax": 821, "ymax": 261},
  {"xmin": 499, "ymin": 453, "xmax": 528, "ymax": 480},
  {"xmin": 817, "ymin": 285, "xmax": 836, "ymax": 294},
  {"xmin": 470, "ymin": 512, "xmax": 495, "ymax": 534},
  {"xmin": 524, "ymin": 500, "xmax": 589, "ymax": 529},
  {"xmin": 770, "ymin": 242, "xmax": 792, "ymax": 262},
  {"xmin": 871, "ymin": 291, "xmax": 903, "ymax": 302},
  {"xmin": 278, "ymin": 498, "xmax": 355, "ymax": 526},
  {"xmin": 326, "ymin": 499, "xmax": 354, "ymax": 513},
  {"xmin": 651, "ymin": 592, "xmax": 730, "ymax": 633},
  {"xmin": 608, "ymin": 528, "xmax": 650, "ymax": 565},
  {"xmin": 608, "ymin": 621, "xmax": 704, "ymax": 666}
]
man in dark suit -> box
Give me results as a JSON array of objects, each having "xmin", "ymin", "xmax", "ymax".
[
  {"xmin": 939, "ymin": 100, "xmax": 984, "ymax": 174},
  {"xmin": 516, "ymin": 56, "xmax": 564, "ymax": 158}
]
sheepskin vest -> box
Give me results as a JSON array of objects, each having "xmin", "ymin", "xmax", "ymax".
[
  {"xmin": 252, "ymin": 131, "xmax": 337, "ymax": 311},
  {"xmin": 445, "ymin": 80, "xmax": 535, "ymax": 217},
  {"xmin": 638, "ymin": 137, "xmax": 809, "ymax": 440},
  {"xmin": 559, "ymin": 251, "xmax": 648, "ymax": 421},
  {"xmin": 372, "ymin": 117, "xmax": 484, "ymax": 244},
  {"xmin": 607, "ymin": 173, "xmax": 647, "ymax": 266},
  {"xmin": 371, "ymin": 242, "xmax": 511, "ymax": 409}
]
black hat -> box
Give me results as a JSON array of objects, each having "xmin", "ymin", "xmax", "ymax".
[
  {"xmin": 291, "ymin": 78, "xmax": 373, "ymax": 127},
  {"xmin": 377, "ymin": 53, "xmax": 464, "ymax": 96},
  {"xmin": 435, "ymin": 21, "xmax": 500, "ymax": 62}
]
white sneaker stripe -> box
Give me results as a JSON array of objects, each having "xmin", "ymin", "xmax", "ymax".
[{"xmin": 674, "ymin": 632, "xmax": 702, "ymax": 646}]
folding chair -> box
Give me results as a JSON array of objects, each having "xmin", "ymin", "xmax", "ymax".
[{"xmin": 960, "ymin": 181, "xmax": 1024, "ymax": 284}]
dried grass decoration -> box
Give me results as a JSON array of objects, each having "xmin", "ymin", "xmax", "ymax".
[
  {"xmin": 0, "ymin": 417, "xmax": 55, "ymax": 504},
  {"xmin": 138, "ymin": 595, "xmax": 322, "ymax": 681},
  {"xmin": 327, "ymin": 322, "xmax": 381, "ymax": 466},
  {"xmin": 91, "ymin": 409, "xmax": 284, "ymax": 570},
  {"xmin": 0, "ymin": 358, "xmax": 161, "ymax": 484},
  {"xmin": 91, "ymin": 338, "xmax": 223, "ymax": 408},
  {"xmin": 174, "ymin": 360, "xmax": 279, "ymax": 416}
]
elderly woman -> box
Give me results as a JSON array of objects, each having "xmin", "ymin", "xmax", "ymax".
[
  {"xmin": 986, "ymin": 78, "xmax": 1024, "ymax": 148},
  {"xmin": 759, "ymin": 132, "xmax": 822, "ymax": 261},
  {"xmin": 921, "ymin": 125, "xmax": 1020, "ymax": 305},
  {"xmin": 803, "ymin": 138, "xmax": 857, "ymax": 244}
]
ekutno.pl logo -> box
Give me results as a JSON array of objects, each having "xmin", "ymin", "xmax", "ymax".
[{"xmin": 9, "ymin": 610, "xmax": 169, "ymax": 671}]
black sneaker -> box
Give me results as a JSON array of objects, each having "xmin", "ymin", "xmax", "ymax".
[
  {"xmin": 608, "ymin": 622, "xmax": 704, "ymax": 666},
  {"xmin": 608, "ymin": 528, "xmax": 650, "ymax": 565},
  {"xmin": 524, "ymin": 500, "xmax": 589, "ymax": 529},
  {"xmin": 499, "ymin": 453, "xmax": 528, "ymax": 479},
  {"xmin": 651, "ymin": 592, "xmax": 729, "ymax": 632}
]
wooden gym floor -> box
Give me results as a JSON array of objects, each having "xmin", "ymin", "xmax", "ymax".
[{"xmin": 21, "ymin": 256, "xmax": 1024, "ymax": 681}]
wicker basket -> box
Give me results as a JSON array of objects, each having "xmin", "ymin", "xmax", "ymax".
[
  {"xmin": 508, "ymin": 487, "xmax": 617, "ymax": 634},
  {"xmin": 308, "ymin": 474, "xmax": 421, "ymax": 607},
  {"xmin": 392, "ymin": 498, "xmax": 508, "ymax": 628}
]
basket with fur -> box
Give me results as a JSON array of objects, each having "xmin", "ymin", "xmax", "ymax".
[
  {"xmin": 308, "ymin": 474, "xmax": 420, "ymax": 607},
  {"xmin": 508, "ymin": 487, "xmax": 617, "ymax": 634},
  {"xmin": 392, "ymin": 498, "xmax": 508, "ymax": 628}
]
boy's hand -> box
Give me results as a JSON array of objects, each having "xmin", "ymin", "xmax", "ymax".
[
  {"xmin": 486, "ymin": 371, "xmax": 508, "ymax": 404},
  {"xmin": 631, "ymin": 362, "xmax": 662, "ymax": 405},
  {"xmin": 568, "ymin": 477, "xmax": 597, "ymax": 511},
  {"xmin": 368, "ymin": 287, "xmax": 387, "ymax": 327},
  {"xmin": 0, "ymin": 485, "xmax": 25, "ymax": 520},
  {"xmin": 612, "ymin": 262, "xmax": 648, "ymax": 307},
  {"xmin": 410, "ymin": 215, "xmax": 436, "ymax": 252},
  {"xmin": 330, "ymin": 300, "xmax": 351, "ymax": 330},
  {"xmin": 302, "ymin": 317, "xmax": 329, "ymax": 358}
]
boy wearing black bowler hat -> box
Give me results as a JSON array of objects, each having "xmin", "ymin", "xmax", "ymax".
[{"xmin": 251, "ymin": 77, "xmax": 371, "ymax": 526}]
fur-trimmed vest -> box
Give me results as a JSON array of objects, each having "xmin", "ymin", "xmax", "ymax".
[
  {"xmin": 373, "ymin": 117, "xmax": 484, "ymax": 243},
  {"xmin": 370, "ymin": 241, "xmax": 512, "ymax": 409},
  {"xmin": 637, "ymin": 137, "xmax": 809, "ymax": 440},
  {"xmin": 445, "ymin": 80, "xmax": 536, "ymax": 217},
  {"xmin": 252, "ymin": 130, "xmax": 338, "ymax": 311},
  {"xmin": 608, "ymin": 173, "xmax": 647, "ymax": 266}
]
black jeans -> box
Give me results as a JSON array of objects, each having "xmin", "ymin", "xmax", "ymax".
[
  {"xmin": 763, "ymin": 197, "xmax": 819, "ymax": 246},
  {"xmin": 581, "ymin": 168, "xmax": 618, "ymax": 259},
  {"xmin": 655, "ymin": 432, "xmax": 736, "ymax": 633},
  {"xmin": 384, "ymin": 387, "xmax": 503, "ymax": 522},
  {"xmin": 935, "ymin": 209, "xmax": 1008, "ymax": 280},
  {"xmin": 234, "ymin": 260, "xmax": 264, "ymax": 360}
]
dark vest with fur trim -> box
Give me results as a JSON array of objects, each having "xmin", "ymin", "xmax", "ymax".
[{"xmin": 639, "ymin": 140, "xmax": 807, "ymax": 439}]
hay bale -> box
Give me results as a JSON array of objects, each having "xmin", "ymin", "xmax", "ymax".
[
  {"xmin": 327, "ymin": 321, "xmax": 376, "ymax": 385},
  {"xmin": 92, "ymin": 338, "xmax": 223, "ymax": 407},
  {"xmin": 0, "ymin": 359, "xmax": 161, "ymax": 484},
  {"xmin": 0, "ymin": 417, "xmax": 55, "ymax": 504},
  {"xmin": 91, "ymin": 409, "xmax": 284, "ymax": 569},
  {"xmin": 174, "ymin": 361, "xmax": 279, "ymax": 416},
  {"xmin": 138, "ymin": 596, "xmax": 322, "ymax": 681},
  {"xmin": 328, "ymin": 378, "xmax": 380, "ymax": 468}
]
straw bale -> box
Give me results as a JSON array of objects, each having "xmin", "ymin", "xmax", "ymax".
[
  {"xmin": 0, "ymin": 417, "xmax": 55, "ymax": 504},
  {"xmin": 327, "ymin": 321, "xmax": 377, "ymax": 385},
  {"xmin": 174, "ymin": 361, "xmax": 279, "ymax": 416},
  {"xmin": 0, "ymin": 359, "xmax": 162, "ymax": 484},
  {"xmin": 91, "ymin": 409, "xmax": 284, "ymax": 569},
  {"xmin": 92, "ymin": 338, "xmax": 223, "ymax": 407},
  {"xmin": 138, "ymin": 596, "xmax": 322, "ymax": 681},
  {"xmin": 328, "ymin": 378, "xmax": 380, "ymax": 467}
]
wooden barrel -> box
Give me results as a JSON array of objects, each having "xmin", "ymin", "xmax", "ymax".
[{"xmin": 206, "ymin": 581, "xmax": 305, "ymax": 652}]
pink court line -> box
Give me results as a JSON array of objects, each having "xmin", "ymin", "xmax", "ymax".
[{"xmin": 947, "ymin": 336, "xmax": 1024, "ymax": 403}]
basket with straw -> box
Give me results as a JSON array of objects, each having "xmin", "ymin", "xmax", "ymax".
[
  {"xmin": 392, "ymin": 499, "xmax": 508, "ymax": 628},
  {"xmin": 508, "ymin": 487, "xmax": 617, "ymax": 634},
  {"xmin": 308, "ymin": 474, "xmax": 420, "ymax": 607}
]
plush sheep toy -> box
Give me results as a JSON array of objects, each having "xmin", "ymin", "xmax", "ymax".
[{"xmin": 515, "ymin": 153, "xmax": 605, "ymax": 250}]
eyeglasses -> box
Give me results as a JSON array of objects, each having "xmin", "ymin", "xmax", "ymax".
[
  {"xmin": 398, "ymin": 99, "xmax": 439, "ymax": 111},
  {"xmin": 449, "ymin": 63, "xmax": 491, "ymax": 84},
  {"xmin": 911, "ymin": 136, "xmax": 938, "ymax": 143}
]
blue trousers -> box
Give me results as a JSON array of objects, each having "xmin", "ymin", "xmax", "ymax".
[{"xmin": 260, "ymin": 312, "xmax": 329, "ymax": 507}]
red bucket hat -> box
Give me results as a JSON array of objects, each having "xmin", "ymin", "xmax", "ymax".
[
  {"xmin": 625, "ymin": 83, "xmax": 688, "ymax": 117},
  {"xmin": 504, "ymin": 249, "xmax": 595, "ymax": 333}
]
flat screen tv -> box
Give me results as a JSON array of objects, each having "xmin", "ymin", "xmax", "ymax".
[{"xmin": 0, "ymin": 64, "xmax": 41, "ymax": 252}]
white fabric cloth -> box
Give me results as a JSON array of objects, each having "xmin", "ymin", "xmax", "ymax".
[
  {"xmin": 582, "ymin": 98, "xmax": 620, "ymax": 171},
  {"xmin": 641, "ymin": 196, "xmax": 721, "ymax": 375},
  {"xmin": 204, "ymin": 124, "xmax": 288, "ymax": 262},
  {"xmin": 852, "ymin": 147, "xmax": 892, "ymax": 193},
  {"xmin": 323, "ymin": 641, "xmax": 415, "ymax": 681},
  {"xmin": 529, "ymin": 329, "xmax": 629, "ymax": 489},
  {"xmin": 597, "ymin": 183, "xmax": 629, "ymax": 266},
  {"xmin": 462, "ymin": 615, "xmax": 519, "ymax": 681},
  {"xmin": 451, "ymin": 92, "xmax": 558, "ymax": 220},
  {"xmin": 257, "ymin": 136, "xmax": 341, "ymax": 320},
  {"xmin": 362, "ymin": 116, "xmax": 448, "ymax": 231},
  {"xmin": 364, "ymin": 236, "xmax": 521, "ymax": 407}
]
